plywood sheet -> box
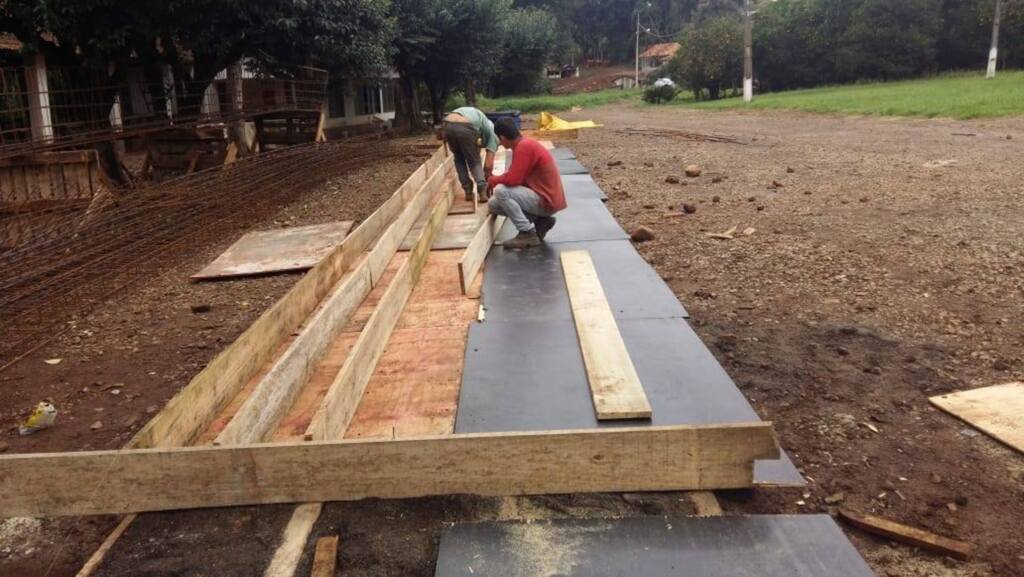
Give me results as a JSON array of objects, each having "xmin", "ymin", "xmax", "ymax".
[
  {"xmin": 930, "ymin": 382, "xmax": 1024, "ymax": 453},
  {"xmin": 400, "ymin": 210, "xmax": 489, "ymax": 251},
  {"xmin": 192, "ymin": 221, "xmax": 354, "ymax": 280}
]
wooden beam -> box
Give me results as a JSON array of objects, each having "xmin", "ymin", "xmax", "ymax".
[
  {"xmin": 0, "ymin": 423, "xmax": 778, "ymax": 517},
  {"xmin": 456, "ymin": 214, "xmax": 505, "ymax": 295},
  {"xmin": 838, "ymin": 509, "xmax": 974, "ymax": 560},
  {"xmin": 305, "ymin": 176, "xmax": 455, "ymax": 441},
  {"xmin": 310, "ymin": 536, "xmax": 339, "ymax": 577},
  {"xmin": 128, "ymin": 146, "xmax": 449, "ymax": 450},
  {"xmin": 215, "ymin": 159, "xmax": 453, "ymax": 446},
  {"xmin": 687, "ymin": 492, "xmax": 723, "ymax": 516},
  {"xmin": 560, "ymin": 250, "xmax": 653, "ymax": 420},
  {"xmin": 522, "ymin": 128, "xmax": 577, "ymax": 141},
  {"xmin": 263, "ymin": 503, "xmax": 324, "ymax": 577}
]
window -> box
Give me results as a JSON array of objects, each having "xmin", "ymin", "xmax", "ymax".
[{"xmin": 327, "ymin": 80, "xmax": 346, "ymax": 118}]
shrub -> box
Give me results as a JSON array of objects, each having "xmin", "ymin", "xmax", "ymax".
[{"xmin": 643, "ymin": 84, "xmax": 679, "ymax": 104}]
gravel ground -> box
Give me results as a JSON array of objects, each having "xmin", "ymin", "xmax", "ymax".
[{"xmin": 565, "ymin": 104, "xmax": 1024, "ymax": 576}]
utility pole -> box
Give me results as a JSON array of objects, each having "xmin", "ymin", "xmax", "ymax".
[
  {"xmin": 987, "ymin": 0, "xmax": 1002, "ymax": 79},
  {"xmin": 635, "ymin": 8, "xmax": 641, "ymax": 86},
  {"xmin": 743, "ymin": 0, "xmax": 753, "ymax": 102}
]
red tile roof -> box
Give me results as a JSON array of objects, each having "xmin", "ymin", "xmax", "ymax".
[
  {"xmin": 0, "ymin": 33, "xmax": 23, "ymax": 52},
  {"xmin": 640, "ymin": 42, "xmax": 680, "ymax": 59}
]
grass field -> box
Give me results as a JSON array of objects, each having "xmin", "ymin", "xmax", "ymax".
[
  {"xmin": 450, "ymin": 88, "xmax": 640, "ymax": 113},
  {"xmin": 681, "ymin": 72, "xmax": 1024, "ymax": 119}
]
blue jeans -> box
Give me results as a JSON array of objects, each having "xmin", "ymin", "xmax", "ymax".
[{"xmin": 488, "ymin": 185, "xmax": 554, "ymax": 232}]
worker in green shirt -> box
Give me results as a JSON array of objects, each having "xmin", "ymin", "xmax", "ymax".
[{"xmin": 441, "ymin": 106, "xmax": 498, "ymax": 202}]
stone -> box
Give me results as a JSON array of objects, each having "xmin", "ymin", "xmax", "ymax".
[
  {"xmin": 824, "ymin": 492, "xmax": 846, "ymax": 504},
  {"xmin": 787, "ymin": 167, "xmax": 795, "ymax": 173},
  {"xmin": 90, "ymin": 420, "xmax": 104, "ymax": 431},
  {"xmin": 772, "ymin": 180, "xmax": 784, "ymax": 187},
  {"xmin": 665, "ymin": 176, "xmax": 680, "ymax": 184},
  {"xmin": 757, "ymin": 205, "xmax": 765, "ymax": 211},
  {"xmin": 685, "ymin": 164, "xmax": 702, "ymax": 177},
  {"xmin": 682, "ymin": 203, "xmax": 697, "ymax": 214},
  {"xmin": 711, "ymin": 176, "xmax": 723, "ymax": 184},
  {"xmin": 607, "ymin": 160, "xmax": 623, "ymax": 167},
  {"xmin": 630, "ymin": 226, "xmax": 656, "ymax": 243},
  {"xmin": 747, "ymin": 196, "xmax": 756, "ymax": 202},
  {"xmin": 712, "ymin": 195, "xmax": 721, "ymax": 203},
  {"xmin": 190, "ymin": 304, "xmax": 212, "ymax": 314},
  {"xmin": 0, "ymin": 441, "xmax": 8, "ymax": 453},
  {"xmin": 993, "ymin": 359, "xmax": 1010, "ymax": 371},
  {"xmin": 836, "ymin": 346, "xmax": 850, "ymax": 356}
]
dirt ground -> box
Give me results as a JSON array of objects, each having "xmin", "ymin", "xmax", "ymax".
[
  {"xmin": 2, "ymin": 106, "xmax": 1023, "ymax": 577},
  {"xmin": 0, "ymin": 139, "xmax": 432, "ymax": 576},
  {"xmin": 566, "ymin": 104, "xmax": 1024, "ymax": 576}
]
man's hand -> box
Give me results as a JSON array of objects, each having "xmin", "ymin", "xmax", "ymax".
[{"xmin": 484, "ymin": 149, "xmax": 495, "ymax": 177}]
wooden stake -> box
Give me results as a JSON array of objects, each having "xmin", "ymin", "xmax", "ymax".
[
  {"xmin": 310, "ymin": 536, "xmax": 339, "ymax": 577},
  {"xmin": 838, "ymin": 509, "xmax": 974, "ymax": 560}
]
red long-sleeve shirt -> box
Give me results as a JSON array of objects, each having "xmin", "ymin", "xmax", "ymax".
[{"xmin": 487, "ymin": 138, "xmax": 567, "ymax": 213}]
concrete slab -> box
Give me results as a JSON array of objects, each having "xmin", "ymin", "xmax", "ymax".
[
  {"xmin": 480, "ymin": 239, "xmax": 687, "ymax": 323},
  {"xmin": 436, "ymin": 515, "xmax": 874, "ymax": 577},
  {"xmin": 455, "ymin": 316, "xmax": 803, "ymax": 485}
]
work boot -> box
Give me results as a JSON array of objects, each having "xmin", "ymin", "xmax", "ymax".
[
  {"xmin": 476, "ymin": 180, "xmax": 490, "ymax": 202},
  {"xmin": 535, "ymin": 216, "xmax": 557, "ymax": 241},
  {"xmin": 504, "ymin": 230, "xmax": 541, "ymax": 249},
  {"xmin": 463, "ymin": 186, "xmax": 474, "ymax": 202}
]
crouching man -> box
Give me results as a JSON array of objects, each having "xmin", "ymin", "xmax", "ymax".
[{"xmin": 486, "ymin": 118, "xmax": 567, "ymax": 249}]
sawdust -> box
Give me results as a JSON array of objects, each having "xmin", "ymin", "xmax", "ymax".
[
  {"xmin": 0, "ymin": 517, "xmax": 43, "ymax": 556},
  {"xmin": 473, "ymin": 520, "xmax": 612, "ymax": 577},
  {"xmin": 863, "ymin": 544, "xmax": 992, "ymax": 577}
]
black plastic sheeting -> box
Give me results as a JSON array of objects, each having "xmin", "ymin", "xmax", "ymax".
[{"xmin": 435, "ymin": 516, "xmax": 875, "ymax": 577}]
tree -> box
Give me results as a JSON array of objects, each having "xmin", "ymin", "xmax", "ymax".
[
  {"xmin": 490, "ymin": 8, "xmax": 559, "ymax": 96},
  {"xmin": 664, "ymin": 15, "xmax": 743, "ymax": 100},
  {"xmin": 393, "ymin": 0, "xmax": 511, "ymax": 125},
  {"xmin": 835, "ymin": 0, "xmax": 943, "ymax": 81}
]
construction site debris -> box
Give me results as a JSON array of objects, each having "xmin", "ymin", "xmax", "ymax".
[
  {"xmin": 708, "ymin": 226, "xmax": 738, "ymax": 240},
  {"xmin": 838, "ymin": 509, "xmax": 974, "ymax": 560},
  {"xmin": 18, "ymin": 401, "xmax": 57, "ymax": 435}
]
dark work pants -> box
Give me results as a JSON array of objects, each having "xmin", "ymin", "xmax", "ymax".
[{"xmin": 444, "ymin": 122, "xmax": 486, "ymax": 195}]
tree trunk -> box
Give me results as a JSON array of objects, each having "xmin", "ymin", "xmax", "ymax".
[
  {"xmin": 465, "ymin": 80, "xmax": 478, "ymax": 107},
  {"xmin": 394, "ymin": 75, "xmax": 425, "ymax": 133}
]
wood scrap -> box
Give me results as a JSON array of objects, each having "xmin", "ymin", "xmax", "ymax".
[
  {"xmin": 708, "ymin": 225, "xmax": 738, "ymax": 240},
  {"xmin": 838, "ymin": 509, "xmax": 974, "ymax": 560},
  {"xmin": 310, "ymin": 536, "xmax": 339, "ymax": 577}
]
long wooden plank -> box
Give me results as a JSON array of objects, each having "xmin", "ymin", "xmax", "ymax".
[
  {"xmin": 128, "ymin": 146, "xmax": 448, "ymax": 450},
  {"xmin": 305, "ymin": 180, "xmax": 455, "ymax": 441},
  {"xmin": 263, "ymin": 503, "xmax": 325, "ymax": 577},
  {"xmin": 0, "ymin": 423, "xmax": 778, "ymax": 517},
  {"xmin": 929, "ymin": 382, "xmax": 1024, "ymax": 454},
  {"xmin": 560, "ymin": 250, "xmax": 653, "ymax": 420},
  {"xmin": 838, "ymin": 509, "xmax": 974, "ymax": 560},
  {"xmin": 456, "ymin": 213, "xmax": 505, "ymax": 295},
  {"xmin": 215, "ymin": 159, "xmax": 453, "ymax": 445}
]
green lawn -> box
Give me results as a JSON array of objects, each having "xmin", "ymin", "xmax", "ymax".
[
  {"xmin": 450, "ymin": 88, "xmax": 640, "ymax": 114},
  {"xmin": 681, "ymin": 72, "xmax": 1024, "ymax": 119}
]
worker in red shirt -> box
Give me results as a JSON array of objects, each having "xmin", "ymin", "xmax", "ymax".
[{"xmin": 486, "ymin": 118, "xmax": 568, "ymax": 249}]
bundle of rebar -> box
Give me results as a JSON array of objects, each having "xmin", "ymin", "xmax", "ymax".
[{"xmin": 0, "ymin": 137, "xmax": 408, "ymax": 370}]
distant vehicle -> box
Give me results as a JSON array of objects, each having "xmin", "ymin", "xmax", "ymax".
[{"xmin": 653, "ymin": 78, "xmax": 676, "ymax": 88}]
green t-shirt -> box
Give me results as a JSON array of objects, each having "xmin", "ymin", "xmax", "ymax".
[{"xmin": 454, "ymin": 107, "xmax": 499, "ymax": 153}]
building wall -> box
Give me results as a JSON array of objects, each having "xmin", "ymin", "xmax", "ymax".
[{"xmin": 323, "ymin": 76, "xmax": 397, "ymax": 129}]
